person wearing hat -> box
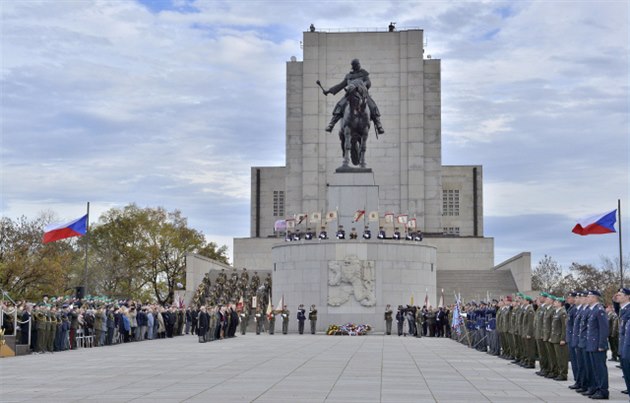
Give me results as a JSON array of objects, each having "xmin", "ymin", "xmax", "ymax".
[
  {"xmin": 396, "ymin": 305, "xmax": 405, "ymax": 336},
  {"xmin": 281, "ymin": 305, "xmax": 290, "ymax": 334},
  {"xmin": 616, "ymin": 287, "xmax": 630, "ymax": 395},
  {"xmin": 606, "ymin": 304, "xmax": 619, "ymax": 362},
  {"xmin": 297, "ymin": 304, "xmax": 307, "ymax": 334},
  {"xmin": 318, "ymin": 226, "xmax": 328, "ymax": 240},
  {"xmin": 308, "ymin": 304, "xmax": 318, "ymax": 334},
  {"xmin": 550, "ymin": 296, "xmax": 568, "ymax": 381},
  {"xmin": 565, "ymin": 291, "xmax": 579, "ymax": 388},
  {"xmin": 583, "ymin": 290, "xmax": 609, "ymax": 399},
  {"xmin": 574, "ymin": 291, "xmax": 591, "ymax": 393},
  {"xmin": 542, "ymin": 293, "xmax": 559, "ymax": 379},
  {"xmin": 534, "ymin": 292, "xmax": 550, "ymax": 377},
  {"xmin": 384, "ymin": 304, "xmax": 393, "ymax": 335},
  {"xmin": 521, "ymin": 295, "xmax": 536, "ymax": 368}
]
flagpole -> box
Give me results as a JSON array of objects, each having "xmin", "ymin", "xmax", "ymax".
[
  {"xmin": 619, "ymin": 199, "xmax": 624, "ymax": 288},
  {"xmin": 84, "ymin": 201, "xmax": 90, "ymax": 298}
]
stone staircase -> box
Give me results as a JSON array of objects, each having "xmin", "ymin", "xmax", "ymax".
[{"xmin": 437, "ymin": 269, "xmax": 518, "ymax": 305}]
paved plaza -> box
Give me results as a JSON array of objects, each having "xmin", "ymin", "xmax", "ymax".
[{"xmin": 1, "ymin": 334, "xmax": 627, "ymax": 402}]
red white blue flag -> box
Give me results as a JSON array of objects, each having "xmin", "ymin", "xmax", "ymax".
[
  {"xmin": 43, "ymin": 214, "xmax": 88, "ymax": 243},
  {"xmin": 572, "ymin": 209, "xmax": 617, "ymax": 236}
]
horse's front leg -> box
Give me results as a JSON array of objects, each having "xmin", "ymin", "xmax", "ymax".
[
  {"xmin": 359, "ymin": 131, "xmax": 368, "ymax": 168},
  {"xmin": 342, "ymin": 127, "xmax": 351, "ymax": 167}
]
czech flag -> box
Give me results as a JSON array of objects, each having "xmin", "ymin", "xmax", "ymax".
[
  {"xmin": 43, "ymin": 214, "xmax": 88, "ymax": 243},
  {"xmin": 572, "ymin": 209, "xmax": 617, "ymax": 236}
]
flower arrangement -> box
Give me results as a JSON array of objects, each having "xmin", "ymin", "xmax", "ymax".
[{"xmin": 326, "ymin": 323, "xmax": 372, "ymax": 336}]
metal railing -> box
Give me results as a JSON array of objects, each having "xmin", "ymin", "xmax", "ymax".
[
  {"xmin": 1, "ymin": 288, "xmax": 31, "ymax": 347},
  {"xmin": 311, "ymin": 26, "xmax": 422, "ymax": 33}
]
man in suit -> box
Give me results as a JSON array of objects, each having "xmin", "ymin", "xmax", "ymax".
[
  {"xmin": 584, "ymin": 290, "xmax": 609, "ymax": 400},
  {"xmin": 197, "ymin": 306, "xmax": 208, "ymax": 343}
]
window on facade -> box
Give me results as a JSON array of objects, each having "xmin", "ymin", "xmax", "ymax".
[
  {"xmin": 443, "ymin": 227, "xmax": 460, "ymax": 236},
  {"xmin": 442, "ymin": 189, "xmax": 460, "ymax": 216},
  {"xmin": 273, "ymin": 190, "xmax": 285, "ymax": 217}
]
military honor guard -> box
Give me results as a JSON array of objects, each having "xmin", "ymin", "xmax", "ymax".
[
  {"xmin": 318, "ymin": 226, "xmax": 328, "ymax": 240},
  {"xmin": 309, "ymin": 305, "xmax": 317, "ymax": 334},
  {"xmin": 254, "ymin": 306, "xmax": 264, "ymax": 335},
  {"xmin": 583, "ymin": 290, "xmax": 609, "ymax": 400},
  {"xmin": 297, "ymin": 304, "xmax": 306, "ymax": 334},
  {"xmin": 384, "ymin": 304, "xmax": 393, "ymax": 335},
  {"xmin": 616, "ymin": 287, "xmax": 630, "ymax": 395},
  {"xmin": 281, "ymin": 305, "xmax": 290, "ymax": 334}
]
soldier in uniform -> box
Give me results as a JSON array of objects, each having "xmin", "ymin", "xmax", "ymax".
[
  {"xmin": 565, "ymin": 291, "xmax": 579, "ymax": 388},
  {"xmin": 309, "ymin": 305, "xmax": 317, "ymax": 334},
  {"xmin": 319, "ymin": 226, "xmax": 328, "ymax": 240},
  {"xmin": 305, "ymin": 228, "xmax": 314, "ymax": 240},
  {"xmin": 336, "ymin": 225, "xmax": 345, "ymax": 240},
  {"xmin": 521, "ymin": 296, "xmax": 536, "ymax": 368},
  {"xmin": 572, "ymin": 292, "xmax": 589, "ymax": 393},
  {"xmin": 584, "ymin": 290, "xmax": 609, "ymax": 400},
  {"xmin": 534, "ymin": 293, "xmax": 549, "ymax": 376},
  {"xmin": 349, "ymin": 228, "xmax": 358, "ymax": 239},
  {"xmin": 281, "ymin": 305, "xmax": 290, "ymax": 334},
  {"xmin": 549, "ymin": 296, "xmax": 568, "ymax": 381},
  {"xmin": 362, "ymin": 226, "xmax": 371, "ymax": 240},
  {"xmin": 415, "ymin": 307, "xmax": 423, "ymax": 338},
  {"xmin": 606, "ymin": 304, "xmax": 619, "ymax": 361},
  {"xmin": 297, "ymin": 304, "xmax": 306, "ymax": 334},
  {"xmin": 377, "ymin": 226, "xmax": 386, "ymax": 239},
  {"xmin": 384, "ymin": 304, "xmax": 393, "ymax": 335},
  {"xmin": 542, "ymin": 293, "xmax": 558, "ymax": 378},
  {"xmin": 239, "ymin": 307, "xmax": 249, "ymax": 335},
  {"xmin": 254, "ymin": 306, "xmax": 263, "ymax": 335},
  {"xmin": 616, "ymin": 287, "xmax": 630, "ymax": 395},
  {"xmin": 268, "ymin": 309, "xmax": 276, "ymax": 335}
]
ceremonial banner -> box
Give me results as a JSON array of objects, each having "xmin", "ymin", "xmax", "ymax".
[
  {"xmin": 43, "ymin": 214, "xmax": 88, "ymax": 243},
  {"xmin": 396, "ymin": 215, "xmax": 408, "ymax": 225},
  {"xmin": 352, "ymin": 210, "xmax": 365, "ymax": 223},
  {"xmin": 310, "ymin": 211, "xmax": 322, "ymax": 223},
  {"xmin": 296, "ymin": 213, "xmax": 307, "ymax": 225},
  {"xmin": 286, "ymin": 218, "xmax": 296, "ymax": 229},
  {"xmin": 572, "ymin": 209, "xmax": 617, "ymax": 235},
  {"xmin": 368, "ymin": 211, "xmax": 379, "ymax": 222},
  {"xmin": 384, "ymin": 213, "xmax": 394, "ymax": 223},
  {"xmin": 326, "ymin": 211, "xmax": 337, "ymax": 222},
  {"xmin": 407, "ymin": 218, "xmax": 417, "ymax": 229}
]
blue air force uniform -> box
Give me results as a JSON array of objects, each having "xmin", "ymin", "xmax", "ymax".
[{"xmin": 585, "ymin": 301, "xmax": 609, "ymax": 398}]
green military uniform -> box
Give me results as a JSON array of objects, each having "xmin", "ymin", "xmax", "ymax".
[
  {"xmin": 542, "ymin": 299, "xmax": 557, "ymax": 378},
  {"xmin": 608, "ymin": 309, "xmax": 619, "ymax": 360},
  {"xmin": 550, "ymin": 301, "xmax": 568, "ymax": 380},
  {"xmin": 522, "ymin": 299, "xmax": 536, "ymax": 368},
  {"xmin": 46, "ymin": 311, "xmax": 56, "ymax": 352},
  {"xmin": 281, "ymin": 309, "xmax": 290, "ymax": 334},
  {"xmin": 254, "ymin": 309, "xmax": 263, "ymax": 335},
  {"xmin": 415, "ymin": 309, "xmax": 423, "ymax": 338},
  {"xmin": 512, "ymin": 302, "xmax": 522, "ymax": 362},
  {"xmin": 534, "ymin": 300, "xmax": 548, "ymax": 375},
  {"xmin": 34, "ymin": 310, "xmax": 46, "ymax": 353},
  {"xmin": 239, "ymin": 311, "xmax": 249, "ymax": 335}
]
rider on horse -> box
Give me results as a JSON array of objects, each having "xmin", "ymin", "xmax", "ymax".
[{"xmin": 323, "ymin": 59, "xmax": 385, "ymax": 135}]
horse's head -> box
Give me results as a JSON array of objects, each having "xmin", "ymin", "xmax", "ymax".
[{"xmin": 346, "ymin": 79, "xmax": 368, "ymax": 114}]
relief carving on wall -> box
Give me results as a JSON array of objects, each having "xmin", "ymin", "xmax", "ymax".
[{"xmin": 328, "ymin": 255, "xmax": 375, "ymax": 307}]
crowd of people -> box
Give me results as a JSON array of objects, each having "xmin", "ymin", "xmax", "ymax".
[
  {"xmin": 284, "ymin": 225, "xmax": 423, "ymax": 242},
  {"xmin": 451, "ymin": 288, "xmax": 630, "ymax": 401},
  {"xmin": 0, "ymin": 296, "xmax": 242, "ymax": 354},
  {"xmin": 382, "ymin": 304, "xmax": 451, "ymax": 337}
]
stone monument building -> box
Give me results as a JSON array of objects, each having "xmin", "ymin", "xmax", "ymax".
[{"xmin": 189, "ymin": 28, "xmax": 531, "ymax": 332}]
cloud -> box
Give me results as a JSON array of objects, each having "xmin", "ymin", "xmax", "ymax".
[{"xmin": 1, "ymin": 0, "xmax": 628, "ymax": 269}]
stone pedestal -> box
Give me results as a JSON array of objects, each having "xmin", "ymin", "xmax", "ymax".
[
  {"xmin": 327, "ymin": 172, "xmax": 379, "ymax": 233},
  {"xmin": 272, "ymin": 241, "xmax": 437, "ymax": 333}
]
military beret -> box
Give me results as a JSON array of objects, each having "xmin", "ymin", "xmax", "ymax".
[
  {"xmin": 505, "ymin": 296, "xmax": 512, "ymax": 302},
  {"xmin": 555, "ymin": 297, "xmax": 565, "ymax": 303},
  {"xmin": 619, "ymin": 288, "xmax": 630, "ymax": 296},
  {"xmin": 587, "ymin": 290, "xmax": 602, "ymax": 297},
  {"xmin": 539, "ymin": 292, "xmax": 549, "ymax": 298},
  {"xmin": 524, "ymin": 296, "xmax": 533, "ymax": 302},
  {"xmin": 548, "ymin": 295, "xmax": 557, "ymax": 301}
]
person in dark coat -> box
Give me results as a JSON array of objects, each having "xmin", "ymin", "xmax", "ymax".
[{"xmin": 197, "ymin": 306, "xmax": 208, "ymax": 343}]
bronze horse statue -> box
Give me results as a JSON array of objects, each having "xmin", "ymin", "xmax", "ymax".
[{"xmin": 339, "ymin": 78, "xmax": 371, "ymax": 168}]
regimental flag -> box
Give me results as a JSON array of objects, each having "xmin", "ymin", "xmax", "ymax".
[
  {"xmin": 274, "ymin": 219, "xmax": 287, "ymax": 232},
  {"xmin": 384, "ymin": 213, "xmax": 394, "ymax": 223},
  {"xmin": 352, "ymin": 210, "xmax": 366, "ymax": 223},
  {"xmin": 297, "ymin": 213, "xmax": 308, "ymax": 225},
  {"xmin": 237, "ymin": 296, "xmax": 244, "ymax": 312},
  {"xmin": 275, "ymin": 294, "xmax": 285, "ymax": 311},
  {"xmin": 310, "ymin": 212, "xmax": 322, "ymax": 223},
  {"xmin": 368, "ymin": 211, "xmax": 379, "ymax": 222},
  {"xmin": 423, "ymin": 288, "xmax": 430, "ymax": 308},
  {"xmin": 410, "ymin": 295, "xmax": 414, "ymax": 306},
  {"xmin": 266, "ymin": 298, "xmax": 273, "ymax": 316},
  {"xmin": 286, "ymin": 218, "xmax": 296, "ymax": 229},
  {"xmin": 451, "ymin": 294, "xmax": 464, "ymax": 335},
  {"xmin": 326, "ymin": 210, "xmax": 338, "ymax": 222},
  {"xmin": 43, "ymin": 214, "xmax": 88, "ymax": 244},
  {"xmin": 572, "ymin": 209, "xmax": 617, "ymax": 235},
  {"xmin": 396, "ymin": 215, "xmax": 408, "ymax": 225},
  {"xmin": 438, "ymin": 289, "xmax": 444, "ymax": 308},
  {"xmin": 407, "ymin": 218, "xmax": 417, "ymax": 229}
]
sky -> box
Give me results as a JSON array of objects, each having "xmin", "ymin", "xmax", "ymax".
[{"xmin": 2, "ymin": 0, "xmax": 628, "ymax": 271}]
